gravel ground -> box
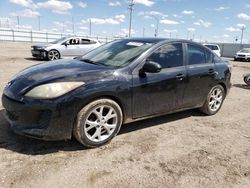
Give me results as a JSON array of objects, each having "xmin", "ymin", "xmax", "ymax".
[{"xmin": 0, "ymin": 42, "xmax": 249, "ymax": 188}]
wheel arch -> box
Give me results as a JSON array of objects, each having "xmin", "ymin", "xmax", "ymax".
[
  {"xmin": 91, "ymin": 95, "xmax": 125, "ymax": 122},
  {"xmin": 74, "ymin": 94, "xmax": 126, "ymax": 125},
  {"xmin": 217, "ymin": 82, "xmax": 227, "ymax": 95},
  {"xmin": 47, "ymin": 49, "xmax": 61, "ymax": 59}
]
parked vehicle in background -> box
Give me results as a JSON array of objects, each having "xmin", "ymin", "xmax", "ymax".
[
  {"xmin": 3, "ymin": 38, "xmax": 232, "ymax": 147},
  {"xmin": 203, "ymin": 44, "xmax": 221, "ymax": 57},
  {"xmin": 244, "ymin": 73, "xmax": 250, "ymax": 85},
  {"xmin": 234, "ymin": 48, "xmax": 250, "ymax": 62},
  {"xmin": 31, "ymin": 37, "xmax": 101, "ymax": 60}
]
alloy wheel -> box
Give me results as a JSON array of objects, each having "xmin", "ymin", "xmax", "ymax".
[
  {"xmin": 84, "ymin": 105, "xmax": 118, "ymax": 142},
  {"xmin": 208, "ymin": 87, "xmax": 223, "ymax": 112},
  {"xmin": 48, "ymin": 50, "xmax": 60, "ymax": 60}
]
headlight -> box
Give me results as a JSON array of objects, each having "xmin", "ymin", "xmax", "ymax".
[
  {"xmin": 25, "ymin": 82, "xmax": 85, "ymax": 99},
  {"xmin": 36, "ymin": 47, "xmax": 46, "ymax": 50}
]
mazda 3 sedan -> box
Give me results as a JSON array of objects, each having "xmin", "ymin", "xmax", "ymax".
[{"xmin": 2, "ymin": 38, "xmax": 231, "ymax": 147}]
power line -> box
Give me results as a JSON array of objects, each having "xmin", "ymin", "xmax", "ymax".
[{"xmin": 128, "ymin": 0, "xmax": 134, "ymax": 37}]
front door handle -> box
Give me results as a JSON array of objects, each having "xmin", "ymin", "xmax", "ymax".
[{"xmin": 176, "ymin": 73, "xmax": 185, "ymax": 81}]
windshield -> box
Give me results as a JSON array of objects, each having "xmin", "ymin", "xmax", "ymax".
[
  {"xmin": 80, "ymin": 40, "xmax": 155, "ymax": 67},
  {"xmin": 50, "ymin": 37, "xmax": 67, "ymax": 44},
  {"xmin": 240, "ymin": 49, "xmax": 250, "ymax": 53}
]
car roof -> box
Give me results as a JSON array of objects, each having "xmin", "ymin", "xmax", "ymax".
[
  {"xmin": 120, "ymin": 37, "xmax": 204, "ymax": 45},
  {"xmin": 203, "ymin": 44, "xmax": 219, "ymax": 46},
  {"xmin": 66, "ymin": 36, "xmax": 98, "ymax": 40}
]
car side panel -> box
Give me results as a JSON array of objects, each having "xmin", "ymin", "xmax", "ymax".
[{"xmin": 182, "ymin": 63, "xmax": 216, "ymax": 108}]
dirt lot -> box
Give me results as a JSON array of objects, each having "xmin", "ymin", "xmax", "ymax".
[{"xmin": 0, "ymin": 42, "xmax": 249, "ymax": 188}]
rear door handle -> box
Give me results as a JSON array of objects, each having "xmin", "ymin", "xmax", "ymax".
[{"xmin": 176, "ymin": 73, "xmax": 185, "ymax": 81}]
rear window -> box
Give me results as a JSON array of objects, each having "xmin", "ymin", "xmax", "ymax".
[{"xmin": 205, "ymin": 45, "xmax": 219, "ymax": 50}]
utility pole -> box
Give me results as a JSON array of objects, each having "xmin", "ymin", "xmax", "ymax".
[
  {"xmin": 128, "ymin": 0, "xmax": 134, "ymax": 37},
  {"xmin": 17, "ymin": 16, "xmax": 19, "ymax": 29},
  {"xmin": 89, "ymin": 19, "xmax": 92, "ymax": 36},
  {"xmin": 38, "ymin": 16, "xmax": 40, "ymax": 31},
  {"xmin": 240, "ymin": 26, "xmax": 246, "ymax": 47},
  {"xmin": 152, "ymin": 15, "xmax": 159, "ymax": 37}
]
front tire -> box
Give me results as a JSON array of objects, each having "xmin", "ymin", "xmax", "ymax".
[
  {"xmin": 244, "ymin": 75, "xmax": 250, "ymax": 85},
  {"xmin": 200, "ymin": 85, "xmax": 225, "ymax": 115},
  {"xmin": 47, "ymin": 50, "xmax": 60, "ymax": 61},
  {"xmin": 73, "ymin": 99, "xmax": 123, "ymax": 147}
]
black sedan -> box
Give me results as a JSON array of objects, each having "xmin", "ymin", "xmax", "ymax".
[{"xmin": 2, "ymin": 38, "xmax": 232, "ymax": 147}]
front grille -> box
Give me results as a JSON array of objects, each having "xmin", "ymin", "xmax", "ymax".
[{"xmin": 238, "ymin": 55, "xmax": 246, "ymax": 57}]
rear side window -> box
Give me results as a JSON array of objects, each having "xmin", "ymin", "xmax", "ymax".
[
  {"xmin": 89, "ymin": 40, "xmax": 97, "ymax": 44},
  {"xmin": 81, "ymin": 39, "xmax": 91, "ymax": 44},
  {"xmin": 148, "ymin": 43, "xmax": 183, "ymax": 69},
  {"xmin": 188, "ymin": 44, "xmax": 206, "ymax": 65}
]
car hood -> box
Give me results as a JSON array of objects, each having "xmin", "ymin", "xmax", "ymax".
[
  {"xmin": 4, "ymin": 59, "xmax": 114, "ymax": 100},
  {"xmin": 237, "ymin": 52, "xmax": 250, "ymax": 55},
  {"xmin": 31, "ymin": 43, "xmax": 52, "ymax": 48}
]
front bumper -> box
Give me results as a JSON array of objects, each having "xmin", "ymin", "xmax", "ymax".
[
  {"xmin": 2, "ymin": 94, "xmax": 78, "ymax": 141},
  {"xmin": 31, "ymin": 49, "xmax": 47, "ymax": 59},
  {"xmin": 234, "ymin": 55, "xmax": 250, "ymax": 61}
]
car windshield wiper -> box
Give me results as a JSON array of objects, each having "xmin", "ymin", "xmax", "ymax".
[{"xmin": 81, "ymin": 58, "xmax": 101, "ymax": 65}]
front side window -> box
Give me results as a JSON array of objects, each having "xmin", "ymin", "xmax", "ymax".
[
  {"xmin": 148, "ymin": 43, "xmax": 183, "ymax": 68},
  {"xmin": 188, "ymin": 44, "xmax": 206, "ymax": 65},
  {"xmin": 68, "ymin": 38, "xmax": 80, "ymax": 45}
]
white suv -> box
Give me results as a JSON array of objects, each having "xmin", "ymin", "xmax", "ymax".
[
  {"xmin": 203, "ymin": 44, "xmax": 221, "ymax": 57},
  {"xmin": 234, "ymin": 48, "xmax": 250, "ymax": 62},
  {"xmin": 31, "ymin": 37, "xmax": 101, "ymax": 60}
]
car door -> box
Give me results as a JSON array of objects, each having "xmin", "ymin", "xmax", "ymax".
[
  {"xmin": 77, "ymin": 39, "xmax": 96, "ymax": 56},
  {"xmin": 182, "ymin": 43, "xmax": 216, "ymax": 108},
  {"xmin": 132, "ymin": 43, "xmax": 187, "ymax": 118},
  {"xmin": 61, "ymin": 38, "xmax": 81, "ymax": 57}
]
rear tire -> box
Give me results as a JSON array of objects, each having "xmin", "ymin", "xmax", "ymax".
[
  {"xmin": 73, "ymin": 99, "xmax": 123, "ymax": 148},
  {"xmin": 200, "ymin": 85, "xmax": 225, "ymax": 115}
]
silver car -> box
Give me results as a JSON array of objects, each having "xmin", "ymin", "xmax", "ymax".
[{"xmin": 31, "ymin": 37, "xmax": 101, "ymax": 60}]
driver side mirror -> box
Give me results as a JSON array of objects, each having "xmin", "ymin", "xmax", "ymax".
[
  {"xmin": 62, "ymin": 41, "xmax": 68, "ymax": 47},
  {"xmin": 141, "ymin": 60, "xmax": 162, "ymax": 73}
]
